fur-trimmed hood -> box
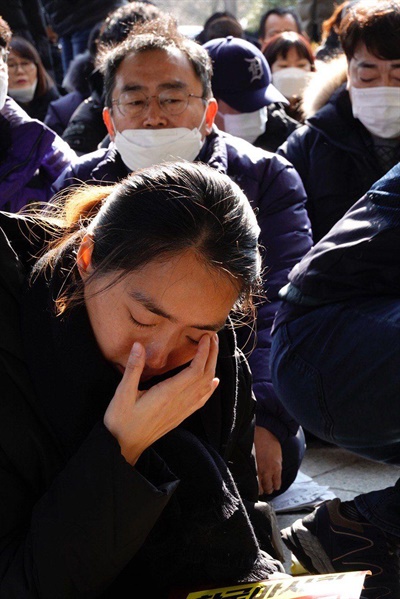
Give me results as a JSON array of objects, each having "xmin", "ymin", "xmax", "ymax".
[{"xmin": 301, "ymin": 54, "xmax": 348, "ymax": 119}]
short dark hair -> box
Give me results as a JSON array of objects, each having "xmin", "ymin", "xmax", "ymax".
[
  {"xmin": 202, "ymin": 16, "xmax": 244, "ymax": 42},
  {"xmin": 97, "ymin": 1, "xmax": 163, "ymax": 48},
  {"xmin": 32, "ymin": 161, "xmax": 261, "ymax": 316},
  {"xmin": 197, "ymin": 11, "xmax": 243, "ymax": 44},
  {"xmin": 97, "ymin": 16, "xmax": 213, "ymax": 108},
  {"xmin": 9, "ymin": 36, "xmax": 54, "ymax": 97},
  {"xmin": 340, "ymin": 0, "xmax": 400, "ymax": 60},
  {"xmin": 262, "ymin": 31, "xmax": 316, "ymax": 71},
  {"xmin": 258, "ymin": 8, "xmax": 302, "ymax": 39},
  {"xmin": 0, "ymin": 16, "xmax": 11, "ymax": 48}
]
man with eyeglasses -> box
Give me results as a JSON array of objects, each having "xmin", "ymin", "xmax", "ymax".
[
  {"xmin": 0, "ymin": 16, "xmax": 75, "ymax": 213},
  {"xmin": 54, "ymin": 16, "xmax": 313, "ymax": 508}
]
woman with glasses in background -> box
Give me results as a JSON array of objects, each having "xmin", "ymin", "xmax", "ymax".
[
  {"xmin": 8, "ymin": 35, "xmax": 60, "ymax": 122},
  {"xmin": 0, "ymin": 16, "xmax": 75, "ymax": 213}
]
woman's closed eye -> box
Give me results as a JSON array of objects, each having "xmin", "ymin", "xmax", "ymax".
[{"xmin": 130, "ymin": 315, "xmax": 155, "ymax": 328}]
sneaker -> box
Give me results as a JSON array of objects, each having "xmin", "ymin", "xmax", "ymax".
[{"xmin": 281, "ymin": 498, "xmax": 400, "ymax": 599}]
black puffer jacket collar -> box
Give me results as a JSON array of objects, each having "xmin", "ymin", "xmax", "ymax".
[{"xmin": 305, "ymin": 84, "xmax": 371, "ymax": 154}]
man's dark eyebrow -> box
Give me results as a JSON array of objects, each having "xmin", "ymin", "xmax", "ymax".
[
  {"xmin": 129, "ymin": 290, "xmax": 225, "ymax": 332},
  {"xmin": 121, "ymin": 83, "xmax": 143, "ymax": 93},
  {"xmin": 357, "ymin": 61, "xmax": 378, "ymax": 68},
  {"xmin": 121, "ymin": 81, "xmax": 188, "ymax": 93},
  {"xmin": 357, "ymin": 60, "xmax": 400, "ymax": 70}
]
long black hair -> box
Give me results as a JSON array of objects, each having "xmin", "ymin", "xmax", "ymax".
[{"xmin": 30, "ymin": 161, "xmax": 262, "ymax": 316}]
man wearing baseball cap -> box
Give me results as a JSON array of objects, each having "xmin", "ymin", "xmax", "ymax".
[{"xmin": 203, "ymin": 35, "xmax": 300, "ymax": 151}]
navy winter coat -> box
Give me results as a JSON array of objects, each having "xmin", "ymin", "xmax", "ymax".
[
  {"xmin": 277, "ymin": 84, "xmax": 400, "ymax": 242},
  {"xmin": 53, "ymin": 126, "xmax": 313, "ymax": 445},
  {"xmin": 275, "ymin": 161, "xmax": 400, "ymax": 321},
  {"xmin": 44, "ymin": 90, "xmax": 84, "ymax": 135}
]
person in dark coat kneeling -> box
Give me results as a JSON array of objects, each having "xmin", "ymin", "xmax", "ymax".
[{"xmin": 0, "ymin": 160, "xmax": 288, "ymax": 598}]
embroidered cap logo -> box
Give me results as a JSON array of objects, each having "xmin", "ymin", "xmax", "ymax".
[{"xmin": 245, "ymin": 57, "xmax": 263, "ymax": 83}]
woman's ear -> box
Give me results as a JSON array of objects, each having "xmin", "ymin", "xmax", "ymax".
[{"xmin": 77, "ymin": 234, "xmax": 94, "ymax": 280}]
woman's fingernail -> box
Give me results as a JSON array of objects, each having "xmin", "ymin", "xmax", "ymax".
[{"xmin": 131, "ymin": 342, "xmax": 143, "ymax": 357}]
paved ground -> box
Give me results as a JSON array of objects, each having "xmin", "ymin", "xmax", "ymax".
[{"xmin": 276, "ymin": 439, "xmax": 400, "ymax": 573}]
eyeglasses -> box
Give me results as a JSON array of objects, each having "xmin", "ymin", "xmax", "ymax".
[
  {"xmin": 7, "ymin": 59, "xmax": 36, "ymax": 72},
  {"xmin": 0, "ymin": 47, "xmax": 9, "ymax": 64},
  {"xmin": 112, "ymin": 89, "xmax": 206, "ymax": 118}
]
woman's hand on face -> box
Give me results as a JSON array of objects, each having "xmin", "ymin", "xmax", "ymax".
[{"xmin": 104, "ymin": 334, "xmax": 219, "ymax": 465}]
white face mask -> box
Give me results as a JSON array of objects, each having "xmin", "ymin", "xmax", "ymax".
[
  {"xmin": 272, "ymin": 68, "xmax": 313, "ymax": 100},
  {"xmin": 222, "ymin": 107, "xmax": 268, "ymax": 144},
  {"xmin": 114, "ymin": 110, "xmax": 207, "ymax": 172},
  {"xmin": 8, "ymin": 79, "xmax": 37, "ymax": 103},
  {"xmin": 350, "ymin": 86, "xmax": 400, "ymax": 139},
  {"xmin": 0, "ymin": 69, "xmax": 7, "ymax": 110}
]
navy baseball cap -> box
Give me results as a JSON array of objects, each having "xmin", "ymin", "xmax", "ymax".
[{"xmin": 203, "ymin": 36, "xmax": 288, "ymax": 111}]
